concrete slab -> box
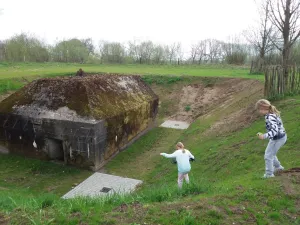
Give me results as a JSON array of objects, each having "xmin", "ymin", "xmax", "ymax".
[
  {"xmin": 160, "ymin": 120, "xmax": 190, "ymax": 129},
  {"xmin": 62, "ymin": 172, "xmax": 142, "ymax": 199},
  {"xmin": 0, "ymin": 145, "xmax": 9, "ymax": 154}
]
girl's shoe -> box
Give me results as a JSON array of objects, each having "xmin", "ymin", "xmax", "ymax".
[
  {"xmin": 274, "ymin": 166, "xmax": 284, "ymax": 173},
  {"xmin": 263, "ymin": 174, "xmax": 275, "ymax": 178}
]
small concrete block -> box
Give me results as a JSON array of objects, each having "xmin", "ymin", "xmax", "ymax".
[
  {"xmin": 160, "ymin": 120, "xmax": 190, "ymax": 129},
  {"xmin": 62, "ymin": 172, "xmax": 142, "ymax": 199}
]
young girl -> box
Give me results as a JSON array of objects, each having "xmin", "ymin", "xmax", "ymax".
[
  {"xmin": 255, "ymin": 99, "xmax": 287, "ymax": 178},
  {"xmin": 160, "ymin": 142, "xmax": 195, "ymax": 188}
]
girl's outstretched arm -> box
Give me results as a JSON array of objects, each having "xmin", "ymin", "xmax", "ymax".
[{"xmin": 160, "ymin": 152, "xmax": 177, "ymax": 158}]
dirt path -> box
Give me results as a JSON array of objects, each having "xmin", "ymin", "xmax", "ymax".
[{"xmin": 278, "ymin": 168, "xmax": 300, "ymax": 197}]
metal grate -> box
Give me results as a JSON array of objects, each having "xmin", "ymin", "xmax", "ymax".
[{"xmin": 100, "ymin": 187, "xmax": 112, "ymax": 193}]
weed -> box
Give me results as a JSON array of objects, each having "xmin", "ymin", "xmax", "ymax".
[
  {"xmin": 269, "ymin": 212, "xmax": 281, "ymax": 220},
  {"xmin": 185, "ymin": 105, "xmax": 191, "ymax": 111}
]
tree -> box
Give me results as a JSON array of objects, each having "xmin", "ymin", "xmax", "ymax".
[
  {"xmin": 290, "ymin": 40, "xmax": 300, "ymax": 64},
  {"xmin": 196, "ymin": 40, "xmax": 207, "ymax": 64},
  {"xmin": 177, "ymin": 44, "xmax": 185, "ymax": 64},
  {"xmin": 81, "ymin": 38, "xmax": 94, "ymax": 55},
  {"xmin": 0, "ymin": 41, "xmax": 5, "ymax": 61},
  {"xmin": 152, "ymin": 44, "xmax": 166, "ymax": 64},
  {"xmin": 190, "ymin": 44, "xmax": 198, "ymax": 64},
  {"xmin": 165, "ymin": 43, "xmax": 181, "ymax": 64},
  {"xmin": 4, "ymin": 33, "xmax": 49, "ymax": 62},
  {"xmin": 222, "ymin": 37, "xmax": 248, "ymax": 65},
  {"xmin": 128, "ymin": 40, "xmax": 140, "ymax": 63},
  {"xmin": 138, "ymin": 41, "xmax": 154, "ymax": 64},
  {"xmin": 207, "ymin": 39, "xmax": 222, "ymax": 63},
  {"xmin": 52, "ymin": 39, "xmax": 89, "ymax": 63},
  {"xmin": 267, "ymin": 0, "xmax": 300, "ymax": 82},
  {"xmin": 244, "ymin": 0, "xmax": 276, "ymax": 72},
  {"xmin": 99, "ymin": 41, "xmax": 125, "ymax": 63},
  {"xmin": 189, "ymin": 41, "xmax": 207, "ymax": 64}
]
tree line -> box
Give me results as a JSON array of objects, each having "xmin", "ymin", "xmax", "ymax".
[
  {"xmin": 1, "ymin": 0, "xmax": 300, "ymax": 70},
  {"xmin": 0, "ymin": 34, "xmax": 252, "ymax": 65},
  {"xmin": 1, "ymin": 32, "xmax": 300, "ymax": 66}
]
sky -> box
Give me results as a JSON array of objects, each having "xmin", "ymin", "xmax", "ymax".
[{"xmin": 0, "ymin": 0, "xmax": 259, "ymax": 51}]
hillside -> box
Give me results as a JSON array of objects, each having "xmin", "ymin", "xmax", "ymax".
[{"xmin": 0, "ymin": 75, "xmax": 299, "ymax": 225}]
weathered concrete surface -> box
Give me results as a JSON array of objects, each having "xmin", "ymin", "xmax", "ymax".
[
  {"xmin": 62, "ymin": 172, "xmax": 142, "ymax": 199},
  {"xmin": 0, "ymin": 74, "xmax": 159, "ymax": 170}
]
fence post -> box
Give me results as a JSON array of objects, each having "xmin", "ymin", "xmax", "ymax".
[{"xmin": 264, "ymin": 67, "xmax": 268, "ymax": 97}]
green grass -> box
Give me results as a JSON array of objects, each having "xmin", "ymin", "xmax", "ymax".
[
  {"xmin": 0, "ymin": 65, "xmax": 299, "ymax": 224},
  {"xmin": 0, "ymin": 79, "xmax": 24, "ymax": 94},
  {"xmin": 0, "ymin": 62, "xmax": 262, "ymax": 80},
  {"xmin": 0, "ymin": 94, "xmax": 299, "ymax": 224},
  {"xmin": 0, "ymin": 62, "xmax": 264, "ymax": 95},
  {"xmin": 0, "ymin": 62, "xmax": 263, "ymax": 95}
]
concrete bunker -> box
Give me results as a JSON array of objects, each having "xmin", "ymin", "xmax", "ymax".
[{"xmin": 0, "ymin": 74, "xmax": 159, "ymax": 170}]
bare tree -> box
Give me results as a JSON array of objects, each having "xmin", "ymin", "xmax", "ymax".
[
  {"xmin": 244, "ymin": 0, "xmax": 276, "ymax": 72},
  {"xmin": 130, "ymin": 41, "xmax": 154, "ymax": 64},
  {"xmin": 81, "ymin": 38, "xmax": 94, "ymax": 55},
  {"xmin": 267, "ymin": 0, "xmax": 300, "ymax": 82},
  {"xmin": 196, "ymin": 40, "xmax": 207, "ymax": 64},
  {"xmin": 222, "ymin": 36, "xmax": 248, "ymax": 65},
  {"xmin": 207, "ymin": 39, "xmax": 222, "ymax": 63},
  {"xmin": 128, "ymin": 40, "xmax": 140, "ymax": 63},
  {"xmin": 177, "ymin": 44, "xmax": 185, "ymax": 64},
  {"xmin": 165, "ymin": 43, "xmax": 180, "ymax": 64},
  {"xmin": 152, "ymin": 44, "xmax": 166, "ymax": 64},
  {"xmin": 190, "ymin": 44, "xmax": 198, "ymax": 64}
]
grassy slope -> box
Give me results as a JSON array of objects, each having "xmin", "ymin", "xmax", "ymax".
[
  {"xmin": 0, "ymin": 93, "xmax": 299, "ymax": 224},
  {"xmin": 0, "ymin": 66, "xmax": 299, "ymax": 224}
]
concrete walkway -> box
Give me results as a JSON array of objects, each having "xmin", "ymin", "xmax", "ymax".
[{"xmin": 62, "ymin": 172, "xmax": 142, "ymax": 199}]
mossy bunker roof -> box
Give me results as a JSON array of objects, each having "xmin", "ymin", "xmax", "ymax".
[{"xmin": 0, "ymin": 74, "xmax": 158, "ymax": 121}]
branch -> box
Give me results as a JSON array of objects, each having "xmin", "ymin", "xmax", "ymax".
[
  {"xmin": 280, "ymin": 0, "xmax": 286, "ymax": 11},
  {"xmin": 289, "ymin": 30, "xmax": 300, "ymax": 47},
  {"xmin": 268, "ymin": 1, "xmax": 284, "ymax": 31},
  {"xmin": 277, "ymin": 0, "xmax": 285, "ymax": 25},
  {"xmin": 269, "ymin": 15, "xmax": 284, "ymax": 32},
  {"xmin": 269, "ymin": 35, "xmax": 283, "ymax": 51},
  {"xmin": 290, "ymin": 0, "xmax": 300, "ymax": 15},
  {"xmin": 290, "ymin": 10, "xmax": 300, "ymax": 30}
]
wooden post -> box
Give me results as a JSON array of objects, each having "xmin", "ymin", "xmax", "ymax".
[
  {"xmin": 264, "ymin": 67, "xmax": 268, "ymax": 97},
  {"xmin": 277, "ymin": 66, "xmax": 280, "ymax": 94}
]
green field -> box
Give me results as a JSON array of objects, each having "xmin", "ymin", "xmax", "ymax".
[
  {"xmin": 0, "ymin": 63, "xmax": 259, "ymax": 79},
  {"xmin": 0, "ymin": 64, "xmax": 299, "ymax": 225},
  {"xmin": 0, "ymin": 62, "xmax": 263, "ymax": 95}
]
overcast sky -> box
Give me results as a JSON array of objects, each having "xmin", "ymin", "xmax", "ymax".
[{"xmin": 0, "ymin": 0, "xmax": 259, "ymax": 50}]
